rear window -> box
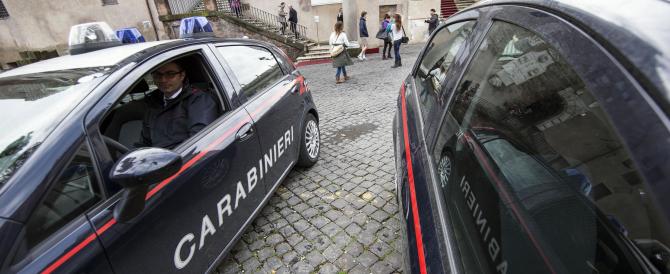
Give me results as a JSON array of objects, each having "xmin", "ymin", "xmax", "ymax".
[{"xmin": 0, "ymin": 68, "xmax": 108, "ymax": 186}]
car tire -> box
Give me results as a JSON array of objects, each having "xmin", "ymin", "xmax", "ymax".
[{"xmin": 297, "ymin": 113, "xmax": 320, "ymax": 167}]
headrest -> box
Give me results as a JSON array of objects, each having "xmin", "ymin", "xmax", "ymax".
[{"xmin": 130, "ymin": 79, "xmax": 149, "ymax": 94}]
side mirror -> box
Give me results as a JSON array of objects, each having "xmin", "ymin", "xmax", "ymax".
[
  {"xmin": 109, "ymin": 148, "xmax": 182, "ymax": 223},
  {"xmin": 634, "ymin": 239, "xmax": 670, "ymax": 272}
]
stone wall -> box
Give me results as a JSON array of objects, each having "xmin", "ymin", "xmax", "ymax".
[{"xmin": 0, "ymin": 0, "xmax": 167, "ymax": 69}]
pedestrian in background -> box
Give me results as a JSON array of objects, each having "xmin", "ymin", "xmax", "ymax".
[
  {"xmin": 358, "ymin": 11, "xmax": 369, "ymax": 60},
  {"xmin": 336, "ymin": 8, "xmax": 344, "ymax": 23},
  {"xmin": 329, "ymin": 21, "xmax": 353, "ymax": 84},
  {"xmin": 231, "ymin": 0, "xmax": 241, "ymax": 17},
  {"xmin": 425, "ymin": 9, "xmax": 438, "ymax": 34},
  {"xmin": 390, "ymin": 14, "xmax": 405, "ymax": 68},
  {"xmin": 289, "ymin": 4, "xmax": 299, "ymax": 38},
  {"xmin": 278, "ymin": 2, "xmax": 288, "ymax": 35},
  {"xmin": 380, "ymin": 14, "xmax": 392, "ymax": 60}
]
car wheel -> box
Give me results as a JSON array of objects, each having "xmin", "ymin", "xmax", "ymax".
[
  {"xmin": 438, "ymin": 151, "xmax": 453, "ymax": 189},
  {"xmin": 297, "ymin": 114, "xmax": 320, "ymax": 167}
]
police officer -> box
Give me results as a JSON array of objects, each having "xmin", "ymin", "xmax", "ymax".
[{"xmin": 139, "ymin": 61, "xmax": 218, "ymax": 149}]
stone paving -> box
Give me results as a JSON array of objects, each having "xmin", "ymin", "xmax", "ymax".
[{"xmin": 217, "ymin": 43, "xmax": 426, "ymax": 274}]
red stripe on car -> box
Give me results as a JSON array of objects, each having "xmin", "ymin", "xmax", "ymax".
[{"xmin": 399, "ymin": 82, "xmax": 428, "ymax": 274}]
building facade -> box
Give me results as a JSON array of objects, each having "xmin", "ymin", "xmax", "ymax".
[{"xmin": 0, "ymin": 0, "xmax": 166, "ymax": 69}]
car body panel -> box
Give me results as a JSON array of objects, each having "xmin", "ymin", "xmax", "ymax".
[
  {"xmin": 0, "ymin": 38, "xmax": 318, "ymax": 273},
  {"xmin": 395, "ymin": 1, "xmax": 670, "ymax": 273}
]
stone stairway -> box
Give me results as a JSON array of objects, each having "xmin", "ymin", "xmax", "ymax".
[
  {"xmin": 455, "ymin": 0, "xmax": 477, "ymax": 11},
  {"xmin": 296, "ymin": 45, "xmax": 331, "ymax": 63}
]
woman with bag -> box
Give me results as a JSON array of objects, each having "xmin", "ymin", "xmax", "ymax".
[
  {"xmin": 390, "ymin": 14, "xmax": 407, "ymax": 68},
  {"xmin": 378, "ymin": 14, "xmax": 392, "ymax": 60},
  {"xmin": 329, "ymin": 21, "xmax": 353, "ymax": 84}
]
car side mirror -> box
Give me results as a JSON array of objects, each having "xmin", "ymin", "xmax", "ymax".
[
  {"xmin": 109, "ymin": 148, "xmax": 182, "ymax": 223},
  {"xmin": 634, "ymin": 239, "xmax": 670, "ymax": 272}
]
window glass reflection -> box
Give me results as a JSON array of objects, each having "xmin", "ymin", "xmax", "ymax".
[{"xmin": 217, "ymin": 46, "xmax": 284, "ymax": 98}]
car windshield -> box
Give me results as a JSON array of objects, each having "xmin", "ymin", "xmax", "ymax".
[{"xmin": 0, "ymin": 68, "xmax": 109, "ymax": 186}]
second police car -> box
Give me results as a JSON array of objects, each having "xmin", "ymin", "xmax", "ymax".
[
  {"xmin": 0, "ymin": 20, "xmax": 319, "ymax": 273},
  {"xmin": 394, "ymin": 0, "xmax": 670, "ymax": 273}
]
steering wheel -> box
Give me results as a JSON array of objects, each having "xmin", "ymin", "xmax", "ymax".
[{"xmin": 103, "ymin": 135, "xmax": 130, "ymax": 155}]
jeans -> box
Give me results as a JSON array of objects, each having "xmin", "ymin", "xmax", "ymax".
[
  {"xmin": 393, "ymin": 40, "xmax": 401, "ymax": 62},
  {"xmin": 383, "ymin": 40, "xmax": 392, "ymax": 56},
  {"xmin": 336, "ymin": 66, "xmax": 347, "ymax": 78},
  {"xmin": 290, "ymin": 22, "xmax": 298, "ymax": 38}
]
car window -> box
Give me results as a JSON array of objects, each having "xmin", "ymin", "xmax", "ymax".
[
  {"xmin": 23, "ymin": 143, "xmax": 101, "ymax": 252},
  {"xmin": 433, "ymin": 21, "xmax": 670, "ymax": 274},
  {"xmin": 415, "ymin": 21, "xmax": 475, "ymax": 120},
  {"xmin": 101, "ymin": 54, "xmax": 224, "ymax": 157},
  {"xmin": 216, "ymin": 46, "xmax": 284, "ymax": 99}
]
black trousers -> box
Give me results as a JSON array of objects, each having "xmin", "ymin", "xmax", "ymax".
[
  {"xmin": 383, "ymin": 40, "xmax": 393, "ymax": 57},
  {"xmin": 290, "ymin": 22, "xmax": 298, "ymax": 38}
]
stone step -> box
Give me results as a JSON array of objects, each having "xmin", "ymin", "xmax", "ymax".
[{"xmin": 296, "ymin": 54, "xmax": 331, "ymax": 62}]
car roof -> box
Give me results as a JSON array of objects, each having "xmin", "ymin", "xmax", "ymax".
[
  {"xmin": 0, "ymin": 38, "xmax": 277, "ymax": 79},
  {"xmin": 470, "ymin": 0, "xmax": 670, "ymax": 110}
]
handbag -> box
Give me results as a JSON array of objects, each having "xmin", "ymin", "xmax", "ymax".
[
  {"xmin": 330, "ymin": 45, "xmax": 344, "ymax": 58},
  {"xmin": 401, "ymin": 26, "xmax": 409, "ymax": 44},
  {"xmin": 375, "ymin": 28, "xmax": 388, "ymax": 40}
]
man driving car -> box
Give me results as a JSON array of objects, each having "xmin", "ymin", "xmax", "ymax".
[{"xmin": 138, "ymin": 61, "xmax": 218, "ymax": 149}]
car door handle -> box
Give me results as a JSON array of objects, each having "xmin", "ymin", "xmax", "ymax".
[{"xmin": 235, "ymin": 122, "xmax": 255, "ymax": 141}]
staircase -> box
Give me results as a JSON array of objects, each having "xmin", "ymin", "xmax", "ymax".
[
  {"xmin": 165, "ymin": 0, "xmax": 317, "ymax": 52},
  {"xmin": 440, "ymin": 0, "xmax": 458, "ymax": 18},
  {"xmin": 455, "ymin": 0, "xmax": 477, "ymax": 11},
  {"xmin": 296, "ymin": 45, "xmax": 331, "ymax": 64},
  {"xmin": 441, "ymin": 0, "xmax": 477, "ymax": 18}
]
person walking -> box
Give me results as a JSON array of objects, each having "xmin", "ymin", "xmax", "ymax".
[
  {"xmin": 357, "ymin": 11, "xmax": 369, "ymax": 60},
  {"xmin": 230, "ymin": 0, "xmax": 241, "ymax": 17},
  {"xmin": 425, "ymin": 9, "xmax": 438, "ymax": 34},
  {"xmin": 278, "ymin": 2, "xmax": 288, "ymax": 35},
  {"xmin": 329, "ymin": 21, "xmax": 353, "ymax": 84},
  {"xmin": 390, "ymin": 14, "xmax": 404, "ymax": 68},
  {"xmin": 336, "ymin": 8, "xmax": 344, "ymax": 23},
  {"xmin": 288, "ymin": 4, "xmax": 299, "ymax": 38},
  {"xmin": 381, "ymin": 14, "xmax": 392, "ymax": 60}
]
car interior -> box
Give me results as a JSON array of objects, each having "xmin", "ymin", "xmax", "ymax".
[{"xmin": 100, "ymin": 53, "xmax": 226, "ymax": 160}]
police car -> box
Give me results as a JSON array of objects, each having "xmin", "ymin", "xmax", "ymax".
[
  {"xmin": 0, "ymin": 21, "xmax": 319, "ymax": 273},
  {"xmin": 393, "ymin": 0, "xmax": 670, "ymax": 273}
]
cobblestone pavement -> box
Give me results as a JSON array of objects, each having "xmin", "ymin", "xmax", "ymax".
[{"xmin": 217, "ymin": 43, "xmax": 426, "ymax": 274}]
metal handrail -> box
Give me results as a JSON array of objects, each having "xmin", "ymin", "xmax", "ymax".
[{"xmin": 216, "ymin": 1, "xmax": 309, "ymax": 41}]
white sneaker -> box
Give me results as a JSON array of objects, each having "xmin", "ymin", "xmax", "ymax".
[
  {"xmin": 357, "ymin": 55, "xmax": 364, "ymax": 60},
  {"xmin": 363, "ymin": 55, "xmax": 367, "ymax": 60}
]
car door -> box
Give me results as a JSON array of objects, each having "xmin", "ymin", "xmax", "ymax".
[
  {"xmin": 214, "ymin": 44, "xmax": 302, "ymax": 192},
  {"xmin": 83, "ymin": 44, "xmax": 265, "ymax": 273},
  {"xmin": 5, "ymin": 140, "xmax": 113, "ymax": 274},
  {"xmin": 395, "ymin": 11, "xmax": 481, "ymax": 274},
  {"xmin": 430, "ymin": 5, "xmax": 670, "ymax": 274}
]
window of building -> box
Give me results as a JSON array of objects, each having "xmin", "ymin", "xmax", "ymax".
[
  {"xmin": 216, "ymin": 46, "xmax": 284, "ymax": 99},
  {"xmin": 0, "ymin": 1, "xmax": 9, "ymax": 19},
  {"xmin": 433, "ymin": 20, "xmax": 670, "ymax": 274},
  {"xmin": 415, "ymin": 20, "xmax": 474, "ymax": 120},
  {"xmin": 102, "ymin": 0, "xmax": 118, "ymax": 6}
]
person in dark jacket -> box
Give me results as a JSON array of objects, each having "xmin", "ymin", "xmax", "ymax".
[
  {"xmin": 381, "ymin": 14, "xmax": 392, "ymax": 60},
  {"xmin": 336, "ymin": 8, "xmax": 343, "ymax": 22},
  {"xmin": 425, "ymin": 9, "xmax": 438, "ymax": 34},
  {"xmin": 139, "ymin": 61, "xmax": 218, "ymax": 149},
  {"xmin": 357, "ymin": 11, "xmax": 369, "ymax": 60},
  {"xmin": 288, "ymin": 5, "xmax": 298, "ymax": 38}
]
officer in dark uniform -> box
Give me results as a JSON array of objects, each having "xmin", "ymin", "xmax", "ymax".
[{"xmin": 139, "ymin": 61, "xmax": 218, "ymax": 149}]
